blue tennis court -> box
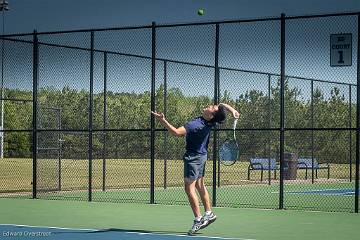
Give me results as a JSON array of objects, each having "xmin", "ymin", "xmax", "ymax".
[
  {"xmin": 286, "ymin": 188, "xmax": 358, "ymax": 196},
  {"xmin": 0, "ymin": 224, "xmax": 247, "ymax": 240}
]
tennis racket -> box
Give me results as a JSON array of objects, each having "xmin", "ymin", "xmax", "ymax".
[{"xmin": 219, "ymin": 119, "xmax": 239, "ymax": 166}]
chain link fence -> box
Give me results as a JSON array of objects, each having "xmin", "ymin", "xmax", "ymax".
[{"xmin": 0, "ymin": 12, "xmax": 359, "ymax": 212}]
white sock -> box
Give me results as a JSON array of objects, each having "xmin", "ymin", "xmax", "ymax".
[
  {"xmin": 195, "ymin": 216, "xmax": 202, "ymax": 221},
  {"xmin": 205, "ymin": 211, "xmax": 212, "ymax": 215}
]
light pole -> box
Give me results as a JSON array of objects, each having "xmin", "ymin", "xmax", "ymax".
[{"xmin": 0, "ymin": 0, "xmax": 9, "ymax": 159}]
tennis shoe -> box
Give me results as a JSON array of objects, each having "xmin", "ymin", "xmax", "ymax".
[
  {"xmin": 187, "ymin": 218, "xmax": 204, "ymax": 235},
  {"xmin": 201, "ymin": 212, "xmax": 217, "ymax": 229}
]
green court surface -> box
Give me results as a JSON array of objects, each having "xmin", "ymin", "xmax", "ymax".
[{"xmin": 0, "ymin": 198, "xmax": 359, "ymax": 240}]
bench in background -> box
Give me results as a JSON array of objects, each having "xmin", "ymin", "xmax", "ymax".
[
  {"xmin": 297, "ymin": 158, "xmax": 330, "ymax": 179},
  {"xmin": 248, "ymin": 158, "xmax": 279, "ymax": 181}
]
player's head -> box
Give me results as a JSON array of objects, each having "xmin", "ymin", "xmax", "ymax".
[{"xmin": 203, "ymin": 104, "xmax": 226, "ymax": 123}]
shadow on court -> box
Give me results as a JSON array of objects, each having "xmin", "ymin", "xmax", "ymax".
[
  {"xmin": 0, "ymin": 225, "xmax": 216, "ymax": 240},
  {"xmin": 90, "ymin": 228, "xmax": 188, "ymax": 235}
]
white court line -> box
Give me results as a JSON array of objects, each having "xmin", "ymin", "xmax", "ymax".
[
  {"xmin": 0, "ymin": 224, "xmax": 255, "ymax": 240},
  {"xmin": 0, "ymin": 223, "xmax": 97, "ymax": 232}
]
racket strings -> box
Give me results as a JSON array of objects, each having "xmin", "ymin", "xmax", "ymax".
[{"xmin": 219, "ymin": 119, "xmax": 240, "ymax": 166}]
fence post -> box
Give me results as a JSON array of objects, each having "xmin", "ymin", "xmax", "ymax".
[
  {"xmin": 355, "ymin": 13, "xmax": 360, "ymax": 213},
  {"xmin": 88, "ymin": 31, "xmax": 94, "ymax": 202},
  {"xmin": 163, "ymin": 61, "xmax": 168, "ymax": 189},
  {"xmin": 279, "ymin": 13, "xmax": 286, "ymax": 210},
  {"xmin": 212, "ymin": 23, "xmax": 220, "ymax": 206},
  {"xmin": 150, "ymin": 21, "xmax": 156, "ymax": 204},
  {"xmin": 102, "ymin": 52, "xmax": 108, "ymax": 192},
  {"xmin": 311, "ymin": 80, "xmax": 315, "ymax": 184},
  {"xmin": 267, "ymin": 74, "xmax": 272, "ymax": 185},
  {"xmin": 32, "ymin": 30, "xmax": 39, "ymax": 199},
  {"xmin": 349, "ymin": 85, "xmax": 352, "ymax": 182},
  {"xmin": 57, "ymin": 108, "xmax": 62, "ymax": 191}
]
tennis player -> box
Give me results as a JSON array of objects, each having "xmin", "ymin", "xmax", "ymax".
[{"xmin": 151, "ymin": 103, "xmax": 239, "ymax": 235}]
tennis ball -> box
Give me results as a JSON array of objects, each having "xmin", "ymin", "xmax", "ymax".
[{"xmin": 198, "ymin": 9, "xmax": 204, "ymax": 16}]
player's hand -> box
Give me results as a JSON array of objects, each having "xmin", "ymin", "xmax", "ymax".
[
  {"xmin": 151, "ymin": 111, "xmax": 165, "ymax": 121},
  {"xmin": 233, "ymin": 111, "xmax": 240, "ymax": 119}
]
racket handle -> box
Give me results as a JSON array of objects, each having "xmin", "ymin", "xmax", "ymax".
[
  {"xmin": 232, "ymin": 119, "xmax": 238, "ymax": 130},
  {"xmin": 232, "ymin": 119, "xmax": 238, "ymax": 140}
]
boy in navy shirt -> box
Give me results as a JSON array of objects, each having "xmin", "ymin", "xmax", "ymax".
[{"xmin": 152, "ymin": 103, "xmax": 239, "ymax": 235}]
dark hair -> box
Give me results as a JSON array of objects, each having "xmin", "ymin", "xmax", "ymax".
[{"xmin": 210, "ymin": 105, "xmax": 226, "ymax": 123}]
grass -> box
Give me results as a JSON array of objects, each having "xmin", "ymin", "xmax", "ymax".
[
  {"xmin": 0, "ymin": 158, "xmax": 358, "ymax": 212},
  {"xmin": 0, "ymin": 158, "xmax": 356, "ymax": 191}
]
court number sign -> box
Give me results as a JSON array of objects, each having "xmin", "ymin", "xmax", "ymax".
[{"xmin": 330, "ymin": 33, "xmax": 352, "ymax": 67}]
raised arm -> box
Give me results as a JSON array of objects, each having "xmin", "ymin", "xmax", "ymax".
[
  {"xmin": 151, "ymin": 111, "xmax": 186, "ymax": 137},
  {"xmin": 219, "ymin": 103, "xmax": 240, "ymax": 119}
]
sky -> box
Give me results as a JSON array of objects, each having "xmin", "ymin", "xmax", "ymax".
[
  {"xmin": 1, "ymin": 0, "xmax": 360, "ymax": 102},
  {"xmin": 2, "ymin": 0, "xmax": 360, "ymax": 34}
]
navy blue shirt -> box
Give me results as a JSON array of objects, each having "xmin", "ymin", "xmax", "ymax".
[{"xmin": 184, "ymin": 117, "xmax": 216, "ymax": 155}]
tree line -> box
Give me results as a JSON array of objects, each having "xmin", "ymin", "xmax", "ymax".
[{"xmin": 3, "ymin": 79, "xmax": 355, "ymax": 164}]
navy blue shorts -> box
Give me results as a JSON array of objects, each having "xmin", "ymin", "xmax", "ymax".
[{"xmin": 183, "ymin": 153, "xmax": 207, "ymax": 180}]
